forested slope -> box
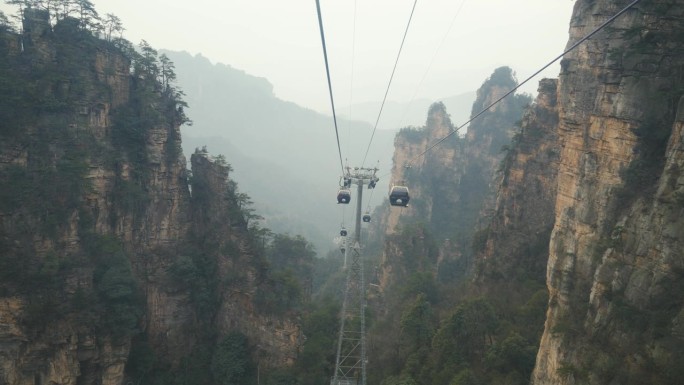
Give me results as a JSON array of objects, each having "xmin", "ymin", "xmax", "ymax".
[{"xmin": 0, "ymin": 7, "xmax": 316, "ymax": 385}]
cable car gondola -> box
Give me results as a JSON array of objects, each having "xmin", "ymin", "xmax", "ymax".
[
  {"xmin": 340, "ymin": 227, "xmax": 348, "ymax": 237},
  {"xmin": 362, "ymin": 213, "xmax": 371, "ymax": 223},
  {"xmin": 337, "ymin": 188, "xmax": 351, "ymax": 204},
  {"xmin": 389, "ymin": 185, "xmax": 410, "ymax": 207}
]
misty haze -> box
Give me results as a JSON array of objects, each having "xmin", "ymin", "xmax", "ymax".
[{"xmin": 1, "ymin": 1, "xmax": 682, "ymax": 385}]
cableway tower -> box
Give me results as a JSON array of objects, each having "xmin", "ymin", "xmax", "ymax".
[{"xmin": 331, "ymin": 166, "xmax": 378, "ymax": 385}]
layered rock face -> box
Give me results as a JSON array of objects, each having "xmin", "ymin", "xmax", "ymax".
[
  {"xmin": 384, "ymin": 102, "xmax": 464, "ymax": 236},
  {"xmin": 379, "ymin": 102, "xmax": 463, "ymax": 291},
  {"xmin": 377, "ymin": 68, "xmax": 531, "ymax": 290},
  {"xmin": 189, "ymin": 153, "xmax": 302, "ymax": 367},
  {"xmin": 476, "ymin": 78, "xmax": 560, "ymax": 283},
  {"xmin": 0, "ymin": 12, "xmax": 301, "ymax": 385},
  {"xmin": 533, "ymin": 1, "xmax": 684, "ymax": 383}
]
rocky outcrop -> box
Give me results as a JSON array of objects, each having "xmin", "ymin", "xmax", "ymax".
[
  {"xmin": 0, "ymin": 298, "xmax": 130, "ymax": 385},
  {"xmin": 476, "ymin": 78, "xmax": 560, "ymax": 282},
  {"xmin": 377, "ymin": 68, "xmax": 531, "ymax": 290},
  {"xmin": 377, "ymin": 102, "xmax": 463, "ymax": 292},
  {"xmin": 365, "ymin": 69, "xmax": 536, "ymax": 384},
  {"xmin": 533, "ymin": 1, "xmax": 684, "ymax": 384},
  {"xmin": 384, "ymin": 102, "xmax": 464, "ymax": 235},
  {"xmin": 0, "ymin": 11, "xmax": 302, "ymax": 385},
  {"xmin": 190, "ymin": 152, "xmax": 303, "ymax": 367}
]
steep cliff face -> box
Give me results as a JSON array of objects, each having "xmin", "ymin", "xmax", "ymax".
[
  {"xmin": 366, "ymin": 69, "xmax": 535, "ymax": 384},
  {"xmin": 377, "ymin": 68, "xmax": 531, "ymax": 290},
  {"xmin": 476, "ymin": 78, "xmax": 560, "ymax": 283},
  {"xmin": 0, "ymin": 12, "xmax": 145, "ymax": 385},
  {"xmin": 382, "ymin": 103, "xmax": 456, "ymax": 233},
  {"xmin": 533, "ymin": 1, "xmax": 684, "ymax": 384},
  {"xmin": 379, "ymin": 102, "xmax": 464, "ymax": 291},
  {"xmin": 0, "ymin": 11, "xmax": 301, "ymax": 385},
  {"xmin": 189, "ymin": 153, "xmax": 302, "ymax": 367}
]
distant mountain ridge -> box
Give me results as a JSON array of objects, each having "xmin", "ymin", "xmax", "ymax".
[
  {"xmin": 163, "ymin": 50, "xmax": 477, "ymax": 253},
  {"xmin": 339, "ymin": 91, "xmax": 476, "ymax": 131},
  {"xmin": 163, "ymin": 50, "xmax": 400, "ymax": 252}
]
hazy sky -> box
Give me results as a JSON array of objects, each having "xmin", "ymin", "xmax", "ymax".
[{"xmin": 2, "ymin": 0, "xmax": 576, "ymax": 119}]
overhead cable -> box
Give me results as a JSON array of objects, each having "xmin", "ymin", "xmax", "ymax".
[
  {"xmin": 345, "ymin": 0, "xmax": 358, "ymax": 160},
  {"xmin": 396, "ymin": 0, "xmax": 467, "ymax": 129},
  {"xmin": 361, "ymin": 0, "xmax": 419, "ymax": 168},
  {"xmin": 315, "ymin": 0, "xmax": 346, "ymax": 176},
  {"xmin": 405, "ymin": 0, "xmax": 642, "ymax": 167}
]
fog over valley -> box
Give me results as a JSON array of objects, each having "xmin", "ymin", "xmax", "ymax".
[{"xmin": 1, "ymin": 1, "xmax": 682, "ymax": 385}]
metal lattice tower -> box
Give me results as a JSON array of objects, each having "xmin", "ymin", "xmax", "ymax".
[{"xmin": 331, "ymin": 167, "xmax": 378, "ymax": 385}]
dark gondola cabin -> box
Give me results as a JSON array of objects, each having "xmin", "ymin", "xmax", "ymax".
[
  {"xmin": 362, "ymin": 213, "xmax": 371, "ymax": 223},
  {"xmin": 340, "ymin": 228, "xmax": 348, "ymax": 237},
  {"xmin": 337, "ymin": 188, "xmax": 351, "ymax": 204},
  {"xmin": 389, "ymin": 185, "xmax": 410, "ymax": 207}
]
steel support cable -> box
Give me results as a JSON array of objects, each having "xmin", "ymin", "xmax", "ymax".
[
  {"xmin": 364, "ymin": 161, "xmax": 380, "ymax": 213},
  {"xmin": 341, "ymin": 204, "xmax": 346, "ymax": 228},
  {"xmin": 345, "ymin": 0, "xmax": 358, "ymax": 160},
  {"xmin": 365, "ymin": 188, "xmax": 375, "ymax": 214},
  {"xmin": 396, "ymin": 0, "xmax": 468, "ymax": 129},
  {"xmin": 400, "ymin": 0, "xmax": 642, "ymax": 169},
  {"xmin": 361, "ymin": 0, "xmax": 418, "ymax": 168},
  {"xmin": 315, "ymin": 0, "xmax": 345, "ymax": 176},
  {"xmin": 339, "ymin": 3, "xmax": 354, "ymax": 233}
]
